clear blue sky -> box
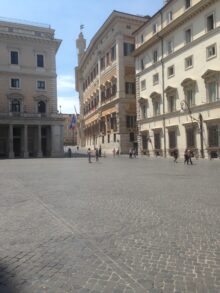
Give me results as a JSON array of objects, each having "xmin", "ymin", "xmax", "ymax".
[{"xmin": 1, "ymin": 0, "xmax": 163, "ymax": 113}]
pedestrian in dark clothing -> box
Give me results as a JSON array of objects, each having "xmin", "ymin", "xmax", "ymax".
[
  {"xmin": 129, "ymin": 148, "xmax": 132, "ymax": 158},
  {"xmin": 187, "ymin": 149, "xmax": 193, "ymax": 165},
  {"xmin": 173, "ymin": 149, "xmax": 178, "ymax": 163},
  {"xmin": 95, "ymin": 148, "xmax": 99, "ymax": 161},
  {"xmin": 98, "ymin": 146, "xmax": 102, "ymax": 157},
  {"xmin": 68, "ymin": 148, "xmax": 72, "ymax": 158},
  {"xmin": 184, "ymin": 149, "xmax": 189, "ymax": 164},
  {"xmin": 87, "ymin": 148, "xmax": 92, "ymax": 163}
]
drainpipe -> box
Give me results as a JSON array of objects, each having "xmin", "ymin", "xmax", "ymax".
[{"xmin": 158, "ymin": 11, "xmax": 167, "ymax": 158}]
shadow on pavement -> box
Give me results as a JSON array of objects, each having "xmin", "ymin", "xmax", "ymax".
[{"xmin": 0, "ymin": 264, "xmax": 20, "ymax": 293}]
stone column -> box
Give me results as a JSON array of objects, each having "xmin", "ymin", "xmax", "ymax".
[
  {"xmin": 9, "ymin": 124, "xmax": 14, "ymax": 159},
  {"xmin": 37, "ymin": 125, "xmax": 42, "ymax": 158},
  {"xmin": 23, "ymin": 125, "xmax": 29, "ymax": 158}
]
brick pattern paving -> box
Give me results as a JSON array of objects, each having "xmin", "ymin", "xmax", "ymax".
[{"xmin": 0, "ymin": 157, "xmax": 220, "ymax": 292}]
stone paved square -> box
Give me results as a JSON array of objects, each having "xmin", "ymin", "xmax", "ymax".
[{"xmin": 0, "ymin": 156, "xmax": 220, "ymax": 293}]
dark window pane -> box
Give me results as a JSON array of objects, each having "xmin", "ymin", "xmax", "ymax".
[
  {"xmin": 11, "ymin": 51, "xmax": 18, "ymax": 65},
  {"xmin": 37, "ymin": 54, "xmax": 44, "ymax": 67}
]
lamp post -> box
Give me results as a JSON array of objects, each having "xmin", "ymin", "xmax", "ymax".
[
  {"xmin": 180, "ymin": 100, "xmax": 204, "ymax": 158},
  {"xmin": 59, "ymin": 105, "xmax": 62, "ymax": 114}
]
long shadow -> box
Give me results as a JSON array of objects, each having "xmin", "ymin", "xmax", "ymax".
[{"xmin": 0, "ymin": 264, "xmax": 20, "ymax": 293}]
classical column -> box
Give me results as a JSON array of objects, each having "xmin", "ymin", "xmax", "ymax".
[
  {"xmin": 23, "ymin": 125, "xmax": 29, "ymax": 158},
  {"xmin": 37, "ymin": 125, "xmax": 42, "ymax": 158},
  {"xmin": 9, "ymin": 124, "xmax": 14, "ymax": 159}
]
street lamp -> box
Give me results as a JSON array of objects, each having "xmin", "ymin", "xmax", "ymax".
[
  {"xmin": 59, "ymin": 105, "xmax": 62, "ymax": 114},
  {"xmin": 180, "ymin": 100, "xmax": 204, "ymax": 158}
]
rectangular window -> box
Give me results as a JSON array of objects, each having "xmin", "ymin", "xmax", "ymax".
[
  {"xmin": 207, "ymin": 14, "xmax": 214, "ymax": 32},
  {"xmin": 208, "ymin": 126, "xmax": 219, "ymax": 147},
  {"xmin": 141, "ymin": 104, "xmax": 147, "ymax": 119},
  {"xmin": 186, "ymin": 89, "xmax": 194, "ymax": 107},
  {"xmin": 125, "ymin": 82, "xmax": 135, "ymax": 94},
  {"xmin": 37, "ymin": 54, "xmax": 44, "ymax": 67},
  {"xmin": 101, "ymin": 57, "xmax": 105, "ymax": 70},
  {"xmin": 11, "ymin": 78, "xmax": 20, "ymax": 88},
  {"xmin": 207, "ymin": 44, "xmax": 216, "ymax": 59},
  {"xmin": 186, "ymin": 127, "xmax": 195, "ymax": 148},
  {"xmin": 208, "ymin": 81, "xmax": 217, "ymax": 102},
  {"xmin": 168, "ymin": 65, "xmax": 175, "ymax": 78},
  {"xmin": 37, "ymin": 80, "xmax": 46, "ymax": 90},
  {"xmin": 111, "ymin": 45, "xmax": 116, "ymax": 61},
  {"xmin": 10, "ymin": 51, "xmax": 18, "ymax": 65},
  {"xmin": 152, "ymin": 23, "xmax": 157, "ymax": 34},
  {"xmin": 185, "ymin": 56, "xmax": 193, "ymax": 69},
  {"xmin": 141, "ymin": 80, "xmax": 146, "ymax": 91},
  {"xmin": 141, "ymin": 34, "xmax": 144, "ymax": 43},
  {"xmin": 124, "ymin": 43, "xmax": 135, "ymax": 56},
  {"xmin": 167, "ymin": 40, "xmax": 174, "ymax": 54},
  {"xmin": 169, "ymin": 131, "xmax": 176, "ymax": 149},
  {"xmin": 185, "ymin": 0, "xmax": 191, "ymax": 9},
  {"xmin": 102, "ymin": 136, "xmax": 105, "ymax": 144},
  {"xmin": 153, "ymin": 101, "xmax": 160, "ymax": 116},
  {"xmin": 140, "ymin": 59, "xmax": 144, "ymax": 70},
  {"xmin": 106, "ymin": 52, "xmax": 110, "ymax": 66},
  {"xmin": 153, "ymin": 73, "xmax": 159, "ymax": 85},
  {"xmin": 168, "ymin": 96, "xmax": 176, "ymax": 112},
  {"xmin": 185, "ymin": 28, "xmax": 192, "ymax": 44},
  {"xmin": 107, "ymin": 134, "xmax": 110, "ymax": 143},
  {"xmin": 167, "ymin": 11, "xmax": 173, "ymax": 23},
  {"xmin": 126, "ymin": 116, "xmax": 136, "ymax": 128},
  {"xmin": 153, "ymin": 50, "xmax": 158, "ymax": 63},
  {"xmin": 154, "ymin": 133, "xmax": 161, "ymax": 150},
  {"xmin": 114, "ymin": 133, "xmax": 116, "ymax": 142}
]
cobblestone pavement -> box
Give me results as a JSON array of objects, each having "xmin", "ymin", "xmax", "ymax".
[{"xmin": 0, "ymin": 156, "xmax": 220, "ymax": 293}]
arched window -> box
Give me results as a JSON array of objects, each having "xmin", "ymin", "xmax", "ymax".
[
  {"xmin": 11, "ymin": 99, "xmax": 20, "ymax": 112},
  {"xmin": 38, "ymin": 101, "xmax": 46, "ymax": 113}
]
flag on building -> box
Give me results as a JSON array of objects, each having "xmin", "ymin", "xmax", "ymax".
[{"xmin": 68, "ymin": 114, "xmax": 77, "ymax": 129}]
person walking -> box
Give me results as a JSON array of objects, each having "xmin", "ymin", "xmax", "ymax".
[
  {"xmin": 98, "ymin": 145, "xmax": 102, "ymax": 157},
  {"xmin": 87, "ymin": 148, "xmax": 92, "ymax": 163},
  {"xmin": 187, "ymin": 149, "xmax": 193, "ymax": 165},
  {"xmin": 95, "ymin": 148, "xmax": 99, "ymax": 161},
  {"xmin": 184, "ymin": 149, "xmax": 189, "ymax": 164},
  {"xmin": 173, "ymin": 149, "xmax": 178, "ymax": 163},
  {"xmin": 129, "ymin": 148, "xmax": 133, "ymax": 158},
  {"xmin": 113, "ymin": 148, "xmax": 116, "ymax": 157}
]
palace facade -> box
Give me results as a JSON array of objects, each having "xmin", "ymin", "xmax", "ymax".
[
  {"xmin": 134, "ymin": 0, "xmax": 220, "ymax": 159},
  {"xmin": 75, "ymin": 11, "xmax": 148, "ymax": 154},
  {"xmin": 0, "ymin": 18, "xmax": 64, "ymax": 158}
]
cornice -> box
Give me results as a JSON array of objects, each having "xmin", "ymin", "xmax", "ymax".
[
  {"xmin": 0, "ymin": 68, "xmax": 57, "ymax": 78},
  {"xmin": 133, "ymin": 0, "xmax": 218, "ymax": 57},
  {"xmin": 0, "ymin": 32, "xmax": 61, "ymax": 52},
  {"xmin": 138, "ymin": 100, "xmax": 220, "ymax": 124}
]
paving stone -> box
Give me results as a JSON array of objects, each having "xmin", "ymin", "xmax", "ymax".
[{"xmin": 0, "ymin": 157, "xmax": 219, "ymax": 292}]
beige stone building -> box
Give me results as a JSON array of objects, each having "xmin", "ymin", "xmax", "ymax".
[
  {"xmin": 75, "ymin": 11, "xmax": 148, "ymax": 154},
  {"xmin": 134, "ymin": 0, "xmax": 220, "ymax": 159},
  {"xmin": 0, "ymin": 18, "xmax": 64, "ymax": 158}
]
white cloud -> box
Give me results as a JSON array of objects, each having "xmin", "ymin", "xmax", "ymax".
[
  {"xmin": 58, "ymin": 96, "xmax": 79, "ymax": 114},
  {"xmin": 57, "ymin": 75, "xmax": 75, "ymax": 92}
]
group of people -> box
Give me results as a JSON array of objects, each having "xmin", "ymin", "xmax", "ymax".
[
  {"xmin": 172, "ymin": 148, "xmax": 193, "ymax": 164},
  {"xmin": 87, "ymin": 146, "xmax": 102, "ymax": 163},
  {"xmin": 129, "ymin": 148, "xmax": 137, "ymax": 158},
  {"xmin": 112, "ymin": 148, "xmax": 120, "ymax": 157},
  {"xmin": 184, "ymin": 149, "xmax": 193, "ymax": 165}
]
